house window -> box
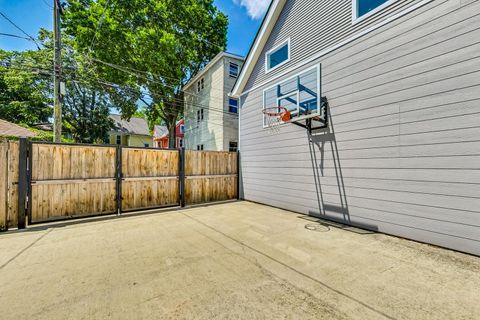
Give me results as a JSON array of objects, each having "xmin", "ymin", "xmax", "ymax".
[
  {"xmin": 228, "ymin": 98, "xmax": 238, "ymax": 113},
  {"xmin": 266, "ymin": 39, "xmax": 290, "ymax": 72},
  {"xmin": 178, "ymin": 139, "xmax": 184, "ymax": 148},
  {"xmin": 197, "ymin": 144, "xmax": 204, "ymax": 151},
  {"xmin": 229, "ymin": 63, "xmax": 239, "ymax": 78},
  {"xmin": 180, "ymin": 124, "xmax": 185, "ymax": 134},
  {"xmin": 197, "ymin": 78, "xmax": 205, "ymax": 93},
  {"xmin": 229, "ymin": 142, "xmax": 238, "ymax": 152},
  {"xmin": 116, "ymin": 135, "xmax": 121, "ymax": 145},
  {"xmin": 354, "ymin": 0, "xmax": 390, "ymax": 20},
  {"xmin": 144, "ymin": 143, "xmax": 149, "ymax": 148}
]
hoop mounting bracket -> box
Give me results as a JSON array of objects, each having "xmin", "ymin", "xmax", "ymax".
[{"xmin": 291, "ymin": 97, "xmax": 329, "ymax": 134}]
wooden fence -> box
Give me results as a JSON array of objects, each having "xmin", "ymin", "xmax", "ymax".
[
  {"xmin": 0, "ymin": 140, "xmax": 238, "ymax": 230},
  {"xmin": 0, "ymin": 141, "xmax": 19, "ymax": 230}
]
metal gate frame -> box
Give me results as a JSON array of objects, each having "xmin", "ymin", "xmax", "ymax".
[{"xmin": 16, "ymin": 139, "xmax": 240, "ymax": 228}]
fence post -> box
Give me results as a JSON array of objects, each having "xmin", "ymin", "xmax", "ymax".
[
  {"xmin": 17, "ymin": 138, "xmax": 28, "ymax": 229},
  {"xmin": 179, "ymin": 148, "xmax": 186, "ymax": 207},
  {"xmin": 115, "ymin": 145, "xmax": 122, "ymax": 215}
]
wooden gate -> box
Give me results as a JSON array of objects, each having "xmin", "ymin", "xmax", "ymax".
[
  {"xmin": 1, "ymin": 140, "xmax": 239, "ymax": 229},
  {"xmin": 29, "ymin": 143, "xmax": 117, "ymax": 223},
  {"xmin": 121, "ymin": 147, "xmax": 179, "ymax": 211},
  {"xmin": 185, "ymin": 151, "xmax": 238, "ymax": 205}
]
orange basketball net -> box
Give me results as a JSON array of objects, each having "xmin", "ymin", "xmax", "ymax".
[{"xmin": 262, "ymin": 107, "xmax": 291, "ymax": 132}]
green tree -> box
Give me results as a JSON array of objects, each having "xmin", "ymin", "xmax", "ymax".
[
  {"xmin": 0, "ymin": 48, "xmax": 52, "ymax": 125},
  {"xmin": 63, "ymin": 0, "xmax": 228, "ymax": 148}
]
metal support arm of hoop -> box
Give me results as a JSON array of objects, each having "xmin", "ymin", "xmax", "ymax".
[{"xmin": 291, "ymin": 97, "xmax": 329, "ymax": 134}]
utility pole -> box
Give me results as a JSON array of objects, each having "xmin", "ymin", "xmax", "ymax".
[{"xmin": 53, "ymin": 0, "xmax": 63, "ymax": 142}]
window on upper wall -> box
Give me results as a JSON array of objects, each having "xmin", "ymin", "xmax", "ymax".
[
  {"xmin": 116, "ymin": 135, "xmax": 121, "ymax": 145},
  {"xmin": 266, "ymin": 39, "xmax": 290, "ymax": 72},
  {"xmin": 354, "ymin": 0, "xmax": 391, "ymax": 20},
  {"xmin": 229, "ymin": 63, "xmax": 239, "ymax": 78},
  {"xmin": 197, "ymin": 78, "xmax": 205, "ymax": 93},
  {"xmin": 180, "ymin": 124, "xmax": 185, "ymax": 134},
  {"xmin": 228, "ymin": 98, "xmax": 238, "ymax": 113},
  {"xmin": 197, "ymin": 144, "xmax": 204, "ymax": 151},
  {"xmin": 229, "ymin": 142, "xmax": 238, "ymax": 152}
]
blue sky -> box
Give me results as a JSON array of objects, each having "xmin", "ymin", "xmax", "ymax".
[{"xmin": 0, "ymin": 0, "xmax": 270, "ymax": 57}]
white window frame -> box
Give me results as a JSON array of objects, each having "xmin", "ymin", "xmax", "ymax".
[
  {"xmin": 265, "ymin": 38, "xmax": 291, "ymax": 74},
  {"xmin": 228, "ymin": 98, "xmax": 239, "ymax": 113},
  {"xmin": 352, "ymin": 0, "xmax": 397, "ymax": 24}
]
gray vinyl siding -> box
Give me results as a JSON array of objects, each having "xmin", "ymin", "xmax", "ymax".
[
  {"xmin": 239, "ymin": 0, "xmax": 480, "ymax": 256},
  {"xmin": 246, "ymin": 0, "xmax": 439, "ymax": 91}
]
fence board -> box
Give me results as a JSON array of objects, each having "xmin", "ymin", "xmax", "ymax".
[
  {"xmin": 31, "ymin": 144, "xmax": 116, "ymax": 180},
  {"xmin": 7, "ymin": 141, "xmax": 19, "ymax": 228},
  {"xmin": 184, "ymin": 151, "xmax": 238, "ymax": 205},
  {"xmin": 0, "ymin": 141, "xmax": 8, "ymax": 230},
  {"xmin": 30, "ymin": 181, "xmax": 116, "ymax": 222},
  {"xmin": 30, "ymin": 144, "xmax": 117, "ymax": 223},
  {"xmin": 122, "ymin": 178, "xmax": 179, "ymax": 211},
  {"xmin": 122, "ymin": 148, "xmax": 178, "ymax": 178},
  {"xmin": 185, "ymin": 151, "xmax": 237, "ymax": 176},
  {"xmin": 185, "ymin": 176, "xmax": 237, "ymax": 205}
]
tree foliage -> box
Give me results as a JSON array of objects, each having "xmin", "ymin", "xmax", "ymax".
[
  {"xmin": 63, "ymin": 0, "xmax": 228, "ymax": 147},
  {"xmin": 0, "ymin": 46, "xmax": 53, "ymax": 125}
]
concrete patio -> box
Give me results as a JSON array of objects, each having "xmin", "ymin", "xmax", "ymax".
[{"xmin": 0, "ymin": 201, "xmax": 478, "ymax": 319}]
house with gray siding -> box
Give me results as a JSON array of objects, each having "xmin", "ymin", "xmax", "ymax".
[
  {"xmin": 231, "ymin": 0, "xmax": 480, "ymax": 256},
  {"xmin": 184, "ymin": 52, "xmax": 244, "ymax": 151}
]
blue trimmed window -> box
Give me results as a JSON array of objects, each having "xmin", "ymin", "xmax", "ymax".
[
  {"xmin": 266, "ymin": 40, "xmax": 290, "ymax": 71},
  {"xmin": 228, "ymin": 98, "xmax": 238, "ymax": 113},
  {"xmin": 356, "ymin": 0, "xmax": 389, "ymax": 18}
]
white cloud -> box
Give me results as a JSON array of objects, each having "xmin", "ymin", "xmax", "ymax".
[{"xmin": 234, "ymin": 0, "xmax": 271, "ymax": 20}]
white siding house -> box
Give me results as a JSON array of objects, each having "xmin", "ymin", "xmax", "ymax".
[
  {"xmin": 184, "ymin": 52, "xmax": 244, "ymax": 151},
  {"xmin": 231, "ymin": 0, "xmax": 480, "ymax": 256}
]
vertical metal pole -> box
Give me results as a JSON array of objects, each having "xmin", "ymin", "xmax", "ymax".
[
  {"xmin": 115, "ymin": 145, "xmax": 122, "ymax": 215},
  {"xmin": 27, "ymin": 141, "xmax": 33, "ymax": 225},
  {"xmin": 179, "ymin": 148, "xmax": 186, "ymax": 207},
  {"xmin": 53, "ymin": 0, "xmax": 63, "ymax": 142},
  {"xmin": 17, "ymin": 138, "xmax": 27, "ymax": 229}
]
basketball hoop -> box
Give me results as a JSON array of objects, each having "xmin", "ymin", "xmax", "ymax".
[{"xmin": 263, "ymin": 106, "xmax": 291, "ymax": 133}]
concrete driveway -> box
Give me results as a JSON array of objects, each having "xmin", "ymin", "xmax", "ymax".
[{"xmin": 0, "ymin": 201, "xmax": 478, "ymax": 319}]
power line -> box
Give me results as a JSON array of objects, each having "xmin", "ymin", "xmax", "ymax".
[
  {"xmin": 41, "ymin": 0, "xmax": 53, "ymax": 9},
  {"xmin": 0, "ymin": 11, "xmax": 41, "ymax": 49},
  {"xmin": 0, "ymin": 32, "xmax": 34, "ymax": 41}
]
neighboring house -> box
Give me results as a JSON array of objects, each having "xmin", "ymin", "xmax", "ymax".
[
  {"xmin": 231, "ymin": 0, "xmax": 480, "ymax": 256},
  {"xmin": 184, "ymin": 52, "xmax": 244, "ymax": 151},
  {"xmin": 153, "ymin": 119, "xmax": 185, "ymax": 149},
  {"xmin": 0, "ymin": 119, "xmax": 36, "ymax": 138},
  {"xmin": 109, "ymin": 115, "xmax": 153, "ymax": 147}
]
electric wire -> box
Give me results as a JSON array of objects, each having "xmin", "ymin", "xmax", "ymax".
[{"xmin": 0, "ymin": 11, "xmax": 42, "ymax": 49}]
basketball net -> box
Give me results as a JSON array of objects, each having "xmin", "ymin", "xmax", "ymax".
[{"xmin": 263, "ymin": 107, "xmax": 291, "ymax": 134}]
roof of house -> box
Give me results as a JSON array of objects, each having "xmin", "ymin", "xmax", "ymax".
[
  {"xmin": 153, "ymin": 125, "xmax": 169, "ymax": 139},
  {"xmin": 231, "ymin": 0, "xmax": 286, "ymax": 97},
  {"xmin": 183, "ymin": 51, "xmax": 245, "ymax": 91},
  {"xmin": 109, "ymin": 115, "xmax": 150, "ymax": 136},
  {"xmin": 0, "ymin": 119, "xmax": 36, "ymax": 138}
]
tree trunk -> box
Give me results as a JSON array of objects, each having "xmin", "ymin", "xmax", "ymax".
[{"xmin": 168, "ymin": 119, "xmax": 176, "ymax": 149}]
